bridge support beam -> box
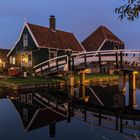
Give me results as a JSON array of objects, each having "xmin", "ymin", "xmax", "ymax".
[
  {"xmin": 129, "ymin": 71, "xmax": 137, "ymax": 109},
  {"xmin": 98, "ymin": 53, "xmax": 102, "ymax": 73},
  {"xmin": 69, "ymin": 86, "xmax": 74, "ymax": 97},
  {"xmin": 80, "ymin": 70, "xmax": 86, "ymax": 86},
  {"xmin": 82, "ymin": 85, "xmax": 86, "ymax": 98},
  {"xmin": 115, "ymin": 52, "xmax": 119, "ymax": 69},
  {"xmin": 118, "ymin": 70, "xmax": 126, "ymax": 108},
  {"xmin": 68, "ymin": 72, "xmax": 75, "ymax": 87},
  {"xmin": 120, "ymin": 51, "xmax": 123, "ymax": 69}
]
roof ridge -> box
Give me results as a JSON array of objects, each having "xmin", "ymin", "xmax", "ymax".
[
  {"xmin": 100, "ymin": 25, "xmax": 107, "ymax": 39},
  {"xmin": 27, "ymin": 22, "xmax": 73, "ymax": 35}
]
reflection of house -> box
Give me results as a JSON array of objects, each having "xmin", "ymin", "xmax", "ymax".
[
  {"xmin": 12, "ymin": 93, "xmax": 68, "ymax": 137},
  {"xmin": 7, "ymin": 16, "xmax": 84, "ymax": 68},
  {"xmin": 82, "ymin": 26, "xmax": 125, "ymax": 73},
  {"xmin": 82, "ymin": 25, "xmax": 124, "ymax": 51},
  {"xmin": 0, "ymin": 48, "xmax": 10, "ymax": 68}
]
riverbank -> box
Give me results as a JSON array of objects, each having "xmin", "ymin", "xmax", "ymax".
[
  {"xmin": 0, "ymin": 77, "xmax": 66, "ymax": 94},
  {"xmin": 0, "ymin": 73, "xmax": 119, "ymax": 93}
]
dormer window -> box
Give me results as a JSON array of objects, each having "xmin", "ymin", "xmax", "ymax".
[{"xmin": 23, "ymin": 34, "xmax": 28, "ymax": 47}]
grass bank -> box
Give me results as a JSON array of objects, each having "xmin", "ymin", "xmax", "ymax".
[{"xmin": 0, "ymin": 73, "xmax": 118, "ymax": 85}]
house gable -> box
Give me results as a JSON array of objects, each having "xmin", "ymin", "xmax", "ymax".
[
  {"xmin": 7, "ymin": 23, "xmax": 39, "ymax": 57},
  {"xmin": 82, "ymin": 26, "xmax": 124, "ymax": 52}
]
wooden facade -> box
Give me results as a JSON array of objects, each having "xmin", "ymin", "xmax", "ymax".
[
  {"xmin": 7, "ymin": 16, "xmax": 84, "ymax": 68},
  {"xmin": 0, "ymin": 48, "xmax": 10, "ymax": 68}
]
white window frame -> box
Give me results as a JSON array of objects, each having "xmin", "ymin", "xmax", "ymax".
[
  {"xmin": 10, "ymin": 56, "xmax": 16, "ymax": 65},
  {"xmin": 21, "ymin": 52, "xmax": 32, "ymax": 67},
  {"xmin": 23, "ymin": 34, "xmax": 28, "ymax": 47}
]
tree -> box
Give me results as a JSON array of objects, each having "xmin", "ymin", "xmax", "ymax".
[{"xmin": 115, "ymin": 0, "xmax": 140, "ymax": 21}]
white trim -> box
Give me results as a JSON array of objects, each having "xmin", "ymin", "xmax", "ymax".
[
  {"xmin": 87, "ymin": 86, "xmax": 104, "ymax": 106},
  {"xmin": 33, "ymin": 97, "xmax": 68, "ymax": 118},
  {"xmin": 7, "ymin": 23, "xmax": 26, "ymax": 57},
  {"xmin": 26, "ymin": 108, "xmax": 46, "ymax": 131},
  {"xmin": 7, "ymin": 23, "xmax": 39, "ymax": 57},
  {"xmin": 26, "ymin": 23, "xmax": 39, "ymax": 48},
  {"xmin": 73, "ymin": 33, "xmax": 86, "ymax": 52},
  {"xmin": 96, "ymin": 39, "xmax": 107, "ymax": 52}
]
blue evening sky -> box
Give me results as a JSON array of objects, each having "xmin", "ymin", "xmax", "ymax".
[{"xmin": 0, "ymin": 0, "xmax": 140, "ymax": 49}]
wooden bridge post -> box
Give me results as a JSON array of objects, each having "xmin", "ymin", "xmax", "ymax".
[
  {"xmin": 115, "ymin": 111, "xmax": 118, "ymax": 131},
  {"xmin": 118, "ymin": 70, "xmax": 126, "ymax": 108},
  {"xmin": 82, "ymin": 85, "xmax": 85, "ymax": 98},
  {"xmin": 71, "ymin": 56, "xmax": 75, "ymax": 70},
  {"xmin": 80, "ymin": 70, "xmax": 85, "ymax": 86},
  {"xmin": 67, "ymin": 102, "xmax": 71, "ymax": 123},
  {"xmin": 98, "ymin": 52, "xmax": 102, "ymax": 73},
  {"xmin": 68, "ymin": 72, "xmax": 75, "ymax": 87},
  {"xmin": 120, "ymin": 51, "xmax": 123, "ymax": 69},
  {"xmin": 129, "ymin": 71, "xmax": 137, "ymax": 109},
  {"xmin": 69, "ymin": 86, "xmax": 74, "ymax": 97},
  {"xmin": 115, "ymin": 52, "xmax": 119, "ymax": 69},
  {"xmin": 120, "ymin": 113, "xmax": 123, "ymax": 133},
  {"xmin": 84, "ymin": 54, "xmax": 87, "ymax": 68},
  {"xmin": 84, "ymin": 109, "xmax": 87, "ymax": 121}
]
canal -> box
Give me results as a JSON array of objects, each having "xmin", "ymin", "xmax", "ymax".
[{"xmin": 0, "ymin": 81, "xmax": 139, "ymax": 140}]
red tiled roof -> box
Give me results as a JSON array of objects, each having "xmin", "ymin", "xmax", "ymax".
[
  {"xmin": 82, "ymin": 26, "xmax": 124, "ymax": 51},
  {"xmin": 27, "ymin": 23, "xmax": 84, "ymax": 52}
]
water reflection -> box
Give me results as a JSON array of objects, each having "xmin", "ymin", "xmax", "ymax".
[
  {"xmin": 68, "ymin": 85, "xmax": 119, "ymax": 107},
  {"xmin": 0, "ymin": 81, "xmax": 140, "ymax": 139},
  {"xmin": 11, "ymin": 91, "xmax": 71, "ymax": 137}
]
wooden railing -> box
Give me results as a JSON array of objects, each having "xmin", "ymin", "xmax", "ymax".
[
  {"xmin": 34, "ymin": 49, "xmax": 140, "ymax": 75},
  {"xmin": 34, "ymin": 55, "xmax": 68, "ymax": 74}
]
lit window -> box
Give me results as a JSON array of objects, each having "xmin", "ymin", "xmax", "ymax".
[
  {"xmin": 0, "ymin": 59, "xmax": 3, "ymax": 67},
  {"xmin": 13, "ymin": 57, "xmax": 15, "ymax": 64},
  {"xmin": 10, "ymin": 57, "xmax": 15, "ymax": 65},
  {"xmin": 23, "ymin": 34, "xmax": 28, "ymax": 47}
]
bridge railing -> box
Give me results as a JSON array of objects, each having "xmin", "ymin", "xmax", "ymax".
[
  {"xmin": 34, "ymin": 55, "xmax": 68, "ymax": 74},
  {"xmin": 71, "ymin": 50, "xmax": 122, "ymax": 69},
  {"xmin": 34, "ymin": 49, "xmax": 140, "ymax": 74}
]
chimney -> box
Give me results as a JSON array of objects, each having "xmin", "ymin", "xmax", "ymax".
[{"xmin": 49, "ymin": 15, "xmax": 56, "ymax": 30}]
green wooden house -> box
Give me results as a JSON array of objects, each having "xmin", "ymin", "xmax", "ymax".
[
  {"xmin": 0, "ymin": 48, "xmax": 10, "ymax": 68},
  {"xmin": 7, "ymin": 16, "xmax": 84, "ymax": 68}
]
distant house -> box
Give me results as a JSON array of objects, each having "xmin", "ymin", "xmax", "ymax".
[
  {"xmin": 7, "ymin": 16, "xmax": 84, "ymax": 68},
  {"xmin": 0, "ymin": 48, "xmax": 10, "ymax": 68},
  {"xmin": 82, "ymin": 26, "xmax": 125, "ymax": 73},
  {"xmin": 82, "ymin": 25, "xmax": 124, "ymax": 52}
]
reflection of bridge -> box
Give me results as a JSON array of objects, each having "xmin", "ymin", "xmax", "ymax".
[
  {"xmin": 34, "ymin": 49, "xmax": 140, "ymax": 75},
  {"xmin": 34, "ymin": 49, "xmax": 140, "ymax": 109}
]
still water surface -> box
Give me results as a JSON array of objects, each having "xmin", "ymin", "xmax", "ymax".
[{"xmin": 0, "ymin": 83, "xmax": 139, "ymax": 140}]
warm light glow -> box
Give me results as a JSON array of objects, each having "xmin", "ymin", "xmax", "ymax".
[
  {"xmin": 0, "ymin": 59, "xmax": 4, "ymax": 67},
  {"xmin": 22, "ymin": 57, "xmax": 28, "ymax": 63},
  {"xmin": 84, "ymin": 96, "xmax": 89, "ymax": 102},
  {"xmin": 0, "ymin": 59, "xmax": 2, "ymax": 64}
]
